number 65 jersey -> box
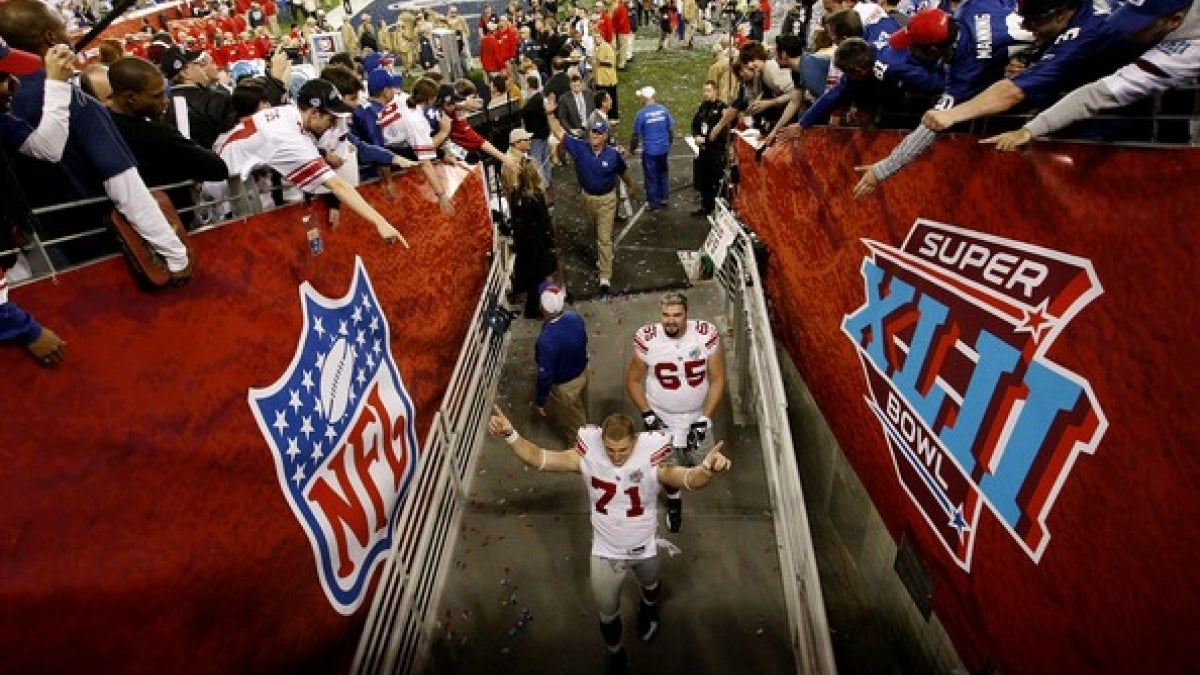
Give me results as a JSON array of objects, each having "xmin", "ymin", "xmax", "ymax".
[
  {"xmin": 577, "ymin": 427, "xmax": 673, "ymax": 560},
  {"xmin": 634, "ymin": 320, "xmax": 721, "ymax": 415}
]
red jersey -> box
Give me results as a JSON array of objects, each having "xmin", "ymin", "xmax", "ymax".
[
  {"xmin": 612, "ymin": 4, "xmax": 632, "ymax": 35},
  {"xmin": 597, "ymin": 12, "xmax": 615, "ymax": 43}
]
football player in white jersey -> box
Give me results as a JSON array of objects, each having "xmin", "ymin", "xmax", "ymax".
[
  {"xmin": 209, "ymin": 78, "xmax": 413, "ymax": 245},
  {"xmin": 488, "ymin": 405, "xmax": 732, "ymax": 675},
  {"xmin": 625, "ymin": 291, "xmax": 727, "ymax": 533}
]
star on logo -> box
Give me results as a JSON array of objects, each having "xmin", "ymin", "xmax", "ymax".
[
  {"xmin": 288, "ymin": 388, "xmax": 303, "ymax": 413},
  {"xmin": 1015, "ymin": 299, "xmax": 1057, "ymax": 345},
  {"xmin": 949, "ymin": 504, "xmax": 971, "ymax": 537},
  {"xmin": 313, "ymin": 316, "xmax": 326, "ymax": 339},
  {"xmin": 301, "ymin": 369, "xmax": 315, "ymax": 393},
  {"xmin": 291, "ymin": 464, "xmax": 307, "ymax": 486},
  {"xmin": 286, "ymin": 437, "xmax": 300, "ymax": 460},
  {"xmin": 300, "ymin": 415, "xmax": 314, "ymax": 440},
  {"xmin": 352, "ymin": 306, "xmax": 363, "ymax": 324},
  {"xmin": 272, "ymin": 409, "xmax": 289, "ymax": 434}
]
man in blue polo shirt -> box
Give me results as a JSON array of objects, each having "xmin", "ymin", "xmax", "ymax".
[
  {"xmin": 546, "ymin": 94, "xmax": 638, "ymax": 296},
  {"xmin": 534, "ymin": 281, "xmax": 590, "ymax": 444},
  {"xmin": 630, "ymin": 86, "xmax": 675, "ymax": 212}
]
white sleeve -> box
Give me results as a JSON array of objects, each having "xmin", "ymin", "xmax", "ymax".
[
  {"xmin": 1025, "ymin": 39, "xmax": 1200, "ymax": 138},
  {"xmin": 17, "ymin": 80, "xmax": 72, "ymax": 161},
  {"xmin": 103, "ymin": 168, "xmax": 190, "ymax": 272}
]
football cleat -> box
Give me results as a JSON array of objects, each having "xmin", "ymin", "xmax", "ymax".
[{"xmin": 637, "ymin": 601, "xmax": 660, "ymax": 642}]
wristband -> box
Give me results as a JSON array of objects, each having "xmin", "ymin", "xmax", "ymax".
[{"xmin": 504, "ymin": 430, "xmax": 520, "ymax": 445}]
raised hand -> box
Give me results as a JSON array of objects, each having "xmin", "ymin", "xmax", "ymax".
[
  {"xmin": 44, "ymin": 44, "xmax": 75, "ymax": 82},
  {"xmin": 489, "ymin": 404, "xmax": 515, "ymax": 437},
  {"xmin": 702, "ymin": 441, "xmax": 731, "ymax": 473}
]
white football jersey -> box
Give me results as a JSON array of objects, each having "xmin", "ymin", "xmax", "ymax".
[
  {"xmin": 576, "ymin": 426, "xmax": 672, "ymax": 559},
  {"xmin": 634, "ymin": 319, "xmax": 721, "ymax": 415},
  {"xmin": 212, "ymin": 105, "xmax": 334, "ymax": 192},
  {"xmin": 378, "ymin": 97, "xmax": 437, "ymax": 161}
]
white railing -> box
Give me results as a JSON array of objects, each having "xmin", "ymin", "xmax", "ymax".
[
  {"xmin": 350, "ymin": 226, "xmax": 515, "ymax": 675},
  {"xmin": 711, "ymin": 200, "xmax": 838, "ymax": 675}
]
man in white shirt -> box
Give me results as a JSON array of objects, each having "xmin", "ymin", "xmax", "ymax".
[
  {"xmin": 487, "ymin": 406, "xmax": 732, "ymax": 675},
  {"xmin": 211, "ymin": 78, "xmax": 410, "ymax": 245},
  {"xmin": 625, "ymin": 291, "xmax": 727, "ymax": 533}
]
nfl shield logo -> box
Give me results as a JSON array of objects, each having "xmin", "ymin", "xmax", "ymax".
[{"xmin": 249, "ymin": 257, "xmax": 420, "ymax": 614}]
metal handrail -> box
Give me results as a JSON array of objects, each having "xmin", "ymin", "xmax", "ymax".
[
  {"xmin": 712, "ymin": 202, "xmax": 838, "ymax": 675},
  {"xmin": 350, "ymin": 236, "xmax": 514, "ymax": 675}
]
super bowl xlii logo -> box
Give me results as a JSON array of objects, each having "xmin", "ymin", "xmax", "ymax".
[
  {"xmin": 249, "ymin": 257, "xmax": 420, "ymax": 613},
  {"xmin": 841, "ymin": 220, "xmax": 1106, "ymax": 571}
]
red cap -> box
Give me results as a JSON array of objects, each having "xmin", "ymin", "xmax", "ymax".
[
  {"xmin": 889, "ymin": 9, "xmax": 953, "ymax": 50},
  {"xmin": 0, "ymin": 37, "xmax": 42, "ymax": 76}
]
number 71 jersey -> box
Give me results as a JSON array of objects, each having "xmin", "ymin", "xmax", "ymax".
[
  {"xmin": 577, "ymin": 427, "xmax": 673, "ymax": 559},
  {"xmin": 634, "ymin": 320, "xmax": 721, "ymax": 414}
]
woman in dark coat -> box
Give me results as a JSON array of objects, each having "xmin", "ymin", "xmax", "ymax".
[{"xmin": 509, "ymin": 160, "xmax": 560, "ymax": 318}]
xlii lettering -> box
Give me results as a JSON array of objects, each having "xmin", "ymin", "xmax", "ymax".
[
  {"xmin": 844, "ymin": 258, "xmax": 1093, "ymax": 537},
  {"xmin": 307, "ymin": 383, "xmax": 411, "ymax": 579}
]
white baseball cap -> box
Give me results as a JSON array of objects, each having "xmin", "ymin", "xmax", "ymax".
[
  {"xmin": 635, "ymin": 86, "xmax": 656, "ymax": 100},
  {"xmin": 539, "ymin": 282, "xmax": 566, "ymax": 314}
]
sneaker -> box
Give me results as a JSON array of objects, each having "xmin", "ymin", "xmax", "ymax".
[
  {"xmin": 607, "ymin": 647, "xmax": 630, "ymax": 675},
  {"xmin": 637, "ymin": 601, "xmax": 660, "ymax": 642},
  {"xmin": 666, "ymin": 498, "xmax": 682, "ymax": 533},
  {"xmin": 598, "ymin": 280, "xmax": 611, "ymax": 297}
]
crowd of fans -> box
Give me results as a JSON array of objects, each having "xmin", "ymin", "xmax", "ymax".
[{"xmin": 1, "ymin": 0, "xmax": 1197, "ymax": 367}]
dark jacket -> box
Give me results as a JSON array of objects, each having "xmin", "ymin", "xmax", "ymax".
[{"xmin": 164, "ymin": 83, "xmax": 237, "ymax": 150}]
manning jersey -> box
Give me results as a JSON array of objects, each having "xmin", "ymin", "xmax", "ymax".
[
  {"xmin": 634, "ymin": 319, "xmax": 721, "ymax": 415},
  {"xmin": 212, "ymin": 105, "xmax": 334, "ymax": 192},
  {"xmin": 576, "ymin": 426, "xmax": 672, "ymax": 559}
]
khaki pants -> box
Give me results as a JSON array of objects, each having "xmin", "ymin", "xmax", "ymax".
[
  {"xmin": 548, "ymin": 371, "xmax": 589, "ymax": 445},
  {"xmin": 582, "ymin": 190, "xmax": 618, "ymax": 282},
  {"xmin": 616, "ymin": 33, "xmax": 632, "ymax": 68}
]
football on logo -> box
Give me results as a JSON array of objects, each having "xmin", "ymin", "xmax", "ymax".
[
  {"xmin": 249, "ymin": 257, "xmax": 421, "ymax": 614},
  {"xmin": 320, "ymin": 338, "xmax": 356, "ymax": 421}
]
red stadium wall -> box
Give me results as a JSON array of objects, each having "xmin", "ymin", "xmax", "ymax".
[
  {"xmin": 0, "ymin": 172, "xmax": 492, "ymax": 675},
  {"xmin": 736, "ymin": 130, "xmax": 1200, "ymax": 674}
]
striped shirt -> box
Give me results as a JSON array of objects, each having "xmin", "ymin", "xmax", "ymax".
[{"xmin": 213, "ymin": 105, "xmax": 333, "ymax": 192}]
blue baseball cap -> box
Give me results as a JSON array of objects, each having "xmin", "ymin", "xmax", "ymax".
[
  {"xmin": 367, "ymin": 68, "xmax": 404, "ymax": 95},
  {"xmin": 1106, "ymin": 0, "xmax": 1193, "ymax": 36},
  {"xmin": 589, "ymin": 118, "xmax": 609, "ymax": 134}
]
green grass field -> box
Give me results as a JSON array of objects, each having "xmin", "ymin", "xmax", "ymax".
[{"xmin": 611, "ymin": 43, "xmax": 715, "ymax": 143}]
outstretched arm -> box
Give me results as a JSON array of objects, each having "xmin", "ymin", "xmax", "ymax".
[
  {"xmin": 323, "ymin": 175, "xmax": 410, "ymax": 247},
  {"xmin": 658, "ymin": 443, "xmax": 732, "ymax": 491},
  {"xmin": 488, "ymin": 405, "xmax": 582, "ymax": 473},
  {"xmin": 544, "ymin": 93, "xmax": 568, "ymax": 143},
  {"xmin": 923, "ymin": 79, "xmax": 1025, "ymax": 131}
]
